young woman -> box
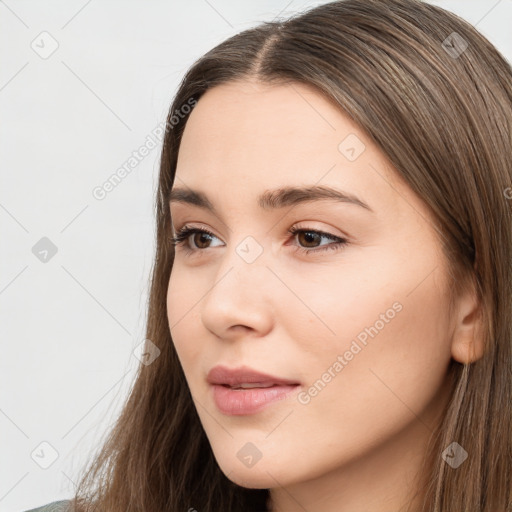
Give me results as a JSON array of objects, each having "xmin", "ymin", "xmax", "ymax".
[{"xmin": 26, "ymin": 0, "xmax": 512, "ymax": 510}]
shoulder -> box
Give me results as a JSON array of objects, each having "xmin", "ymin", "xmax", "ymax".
[{"xmin": 22, "ymin": 499, "xmax": 73, "ymax": 512}]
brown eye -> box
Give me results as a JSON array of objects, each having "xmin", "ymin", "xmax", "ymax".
[
  {"xmin": 296, "ymin": 230, "xmax": 323, "ymax": 248},
  {"xmin": 192, "ymin": 231, "xmax": 213, "ymax": 249},
  {"xmin": 287, "ymin": 227, "xmax": 348, "ymax": 255},
  {"xmin": 170, "ymin": 226, "xmax": 219, "ymax": 253}
]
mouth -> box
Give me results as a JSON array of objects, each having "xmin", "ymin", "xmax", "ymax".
[{"xmin": 206, "ymin": 365, "xmax": 301, "ymax": 416}]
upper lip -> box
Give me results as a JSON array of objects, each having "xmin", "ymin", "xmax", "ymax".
[{"xmin": 207, "ymin": 365, "xmax": 300, "ymax": 387}]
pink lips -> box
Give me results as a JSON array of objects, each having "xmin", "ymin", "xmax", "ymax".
[{"xmin": 207, "ymin": 365, "xmax": 301, "ymax": 415}]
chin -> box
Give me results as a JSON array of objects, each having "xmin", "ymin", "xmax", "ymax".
[
  {"xmin": 223, "ymin": 469, "xmax": 274, "ymax": 490},
  {"xmin": 213, "ymin": 453, "xmax": 278, "ymax": 489}
]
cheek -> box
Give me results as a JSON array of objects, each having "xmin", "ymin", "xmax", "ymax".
[
  {"xmin": 166, "ymin": 268, "xmax": 203, "ymax": 365},
  {"xmin": 294, "ymin": 253, "xmax": 453, "ymax": 438}
]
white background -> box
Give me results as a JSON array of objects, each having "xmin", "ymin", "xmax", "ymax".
[{"xmin": 1, "ymin": 1, "xmax": 511, "ymax": 511}]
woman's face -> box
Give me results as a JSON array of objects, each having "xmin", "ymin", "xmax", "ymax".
[{"xmin": 167, "ymin": 79, "xmax": 455, "ymax": 494}]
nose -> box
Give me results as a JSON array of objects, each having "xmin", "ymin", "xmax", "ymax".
[{"xmin": 200, "ymin": 236, "xmax": 275, "ymax": 340}]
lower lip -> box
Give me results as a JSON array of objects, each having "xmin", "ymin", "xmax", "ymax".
[{"xmin": 211, "ymin": 384, "xmax": 300, "ymax": 415}]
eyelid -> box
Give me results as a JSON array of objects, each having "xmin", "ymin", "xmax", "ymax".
[
  {"xmin": 172, "ymin": 220, "xmax": 347, "ymax": 240},
  {"xmin": 291, "ymin": 221, "xmax": 348, "ymax": 240},
  {"xmin": 172, "ymin": 222, "xmax": 219, "ymax": 241}
]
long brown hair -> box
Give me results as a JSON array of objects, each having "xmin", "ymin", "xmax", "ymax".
[{"xmin": 71, "ymin": 0, "xmax": 512, "ymax": 510}]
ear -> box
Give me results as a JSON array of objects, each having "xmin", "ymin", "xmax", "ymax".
[{"xmin": 450, "ymin": 276, "xmax": 485, "ymax": 364}]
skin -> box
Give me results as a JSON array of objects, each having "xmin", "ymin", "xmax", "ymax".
[{"xmin": 167, "ymin": 79, "xmax": 483, "ymax": 512}]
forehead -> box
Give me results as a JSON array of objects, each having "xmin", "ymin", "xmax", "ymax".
[{"xmin": 173, "ymin": 79, "xmax": 423, "ymax": 221}]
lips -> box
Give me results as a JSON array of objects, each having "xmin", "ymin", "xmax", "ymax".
[
  {"xmin": 206, "ymin": 364, "xmax": 300, "ymax": 388},
  {"xmin": 207, "ymin": 364, "xmax": 301, "ymax": 415}
]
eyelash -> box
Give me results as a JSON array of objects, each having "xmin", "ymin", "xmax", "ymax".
[{"xmin": 170, "ymin": 225, "xmax": 348, "ymax": 256}]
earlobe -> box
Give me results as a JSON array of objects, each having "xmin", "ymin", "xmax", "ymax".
[{"xmin": 450, "ymin": 279, "xmax": 486, "ymax": 364}]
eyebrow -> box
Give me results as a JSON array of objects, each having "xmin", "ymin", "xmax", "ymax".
[{"xmin": 168, "ymin": 185, "xmax": 373, "ymax": 214}]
